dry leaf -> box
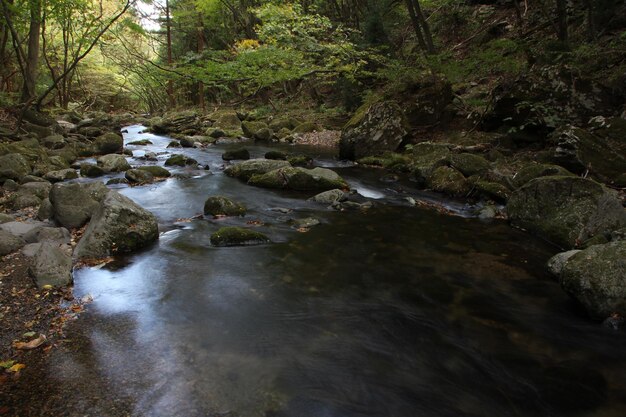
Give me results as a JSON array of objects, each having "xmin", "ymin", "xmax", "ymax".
[
  {"xmin": 14, "ymin": 334, "xmax": 46, "ymax": 350},
  {"xmin": 8, "ymin": 363, "xmax": 25, "ymax": 372}
]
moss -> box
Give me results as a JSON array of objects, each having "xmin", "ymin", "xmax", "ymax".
[
  {"xmin": 210, "ymin": 226, "xmax": 270, "ymax": 247},
  {"xmin": 165, "ymin": 154, "xmax": 197, "ymax": 166},
  {"xmin": 137, "ymin": 166, "xmax": 171, "ymax": 177},
  {"xmin": 203, "ymin": 196, "xmax": 246, "ymax": 217},
  {"xmin": 428, "ymin": 166, "xmax": 469, "ymax": 196}
]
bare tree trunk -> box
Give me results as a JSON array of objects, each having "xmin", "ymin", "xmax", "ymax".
[
  {"xmin": 165, "ymin": 0, "xmax": 175, "ymax": 108},
  {"xmin": 582, "ymin": 0, "xmax": 595, "ymax": 39},
  {"xmin": 405, "ymin": 0, "xmax": 427, "ymax": 53},
  {"xmin": 197, "ymin": 13, "xmax": 205, "ymax": 111},
  {"xmin": 21, "ymin": 0, "xmax": 41, "ymax": 103},
  {"xmin": 412, "ymin": 0, "xmax": 434, "ymax": 54}
]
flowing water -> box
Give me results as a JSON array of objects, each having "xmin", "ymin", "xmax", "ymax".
[{"xmin": 16, "ymin": 126, "xmax": 626, "ymax": 416}]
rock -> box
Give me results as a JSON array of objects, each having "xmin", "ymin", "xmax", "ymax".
[
  {"xmin": 401, "ymin": 74, "xmax": 453, "ymax": 126},
  {"xmin": 167, "ymin": 141, "xmax": 181, "ymax": 148},
  {"xmin": 49, "ymin": 182, "xmax": 109, "ymax": 229},
  {"xmin": 410, "ymin": 142, "xmax": 452, "ymax": 186},
  {"xmin": 94, "ymin": 132, "xmax": 123, "ymax": 154},
  {"xmin": 309, "ymin": 189, "xmax": 347, "ymax": 204},
  {"xmin": 143, "ymin": 152, "xmax": 158, "ymax": 161},
  {"xmin": 206, "ymin": 128, "xmax": 226, "ymax": 138},
  {"xmin": 287, "ymin": 155, "xmax": 313, "ymax": 167},
  {"xmin": 472, "ymin": 180, "xmax": 510, "ymax": 202},
  {"xmin": 210, "ymin": 226, "xmax": 269, "ymax": 247},
  {"xmin": 269, "ymin": 118, "xmax": 297, "ymax": 131},
  {"xmin": 137, "ymin": 166, "xmax": 171, "ymax": 177},
  {"xmin": 179, "ymin": 137, "xmax": 195, "ymax": 148},
  {"xmin": 80, "ymin": 163, "xmax": 105, "ymax": 178},
  {"xmin": 290, "ymin": 217, "xmax": 320, "ymax": 229},
  {"xmin": 550, "ymin": 118, "xmax": 626, "ymax": 183},
  {"xmin": 242, "ymin": 121, "xmax": 268, "ymax": 138},
  {"xmin": 97, "ymin": 154, "xmax": 131, "ymax": 172},
  {"xmin": 19, "ymin": 175, "xmax": 48, "ymax": 184},
  {"xmin": 224, "ymin": 159, "xmax": 290, "ymax": 181},
  {"xmin": 2, "ymin": 179, "xmax": 18, "ymax": 191},
  {"xmin": 0, "ymin": 153, "xmax": 31, "ymax": 181},
  {"xmin": 477, "ymin": 205, "xmax": 498, "ymax": 220},
  {"xmin": 249, "ymin": 167, "xmax": 348, "ymax": 191},
  {"xmin": 292, "ymin": 122, "xmax": 320, "ymax": 135},
  {"xmin": 74, "ymin": 190, "xmax": 159, "ymax": 259},
  {"xmin": 125, "ymin": 169, "xmax": 154, "ymax": 183},
  {"xmin": 255, "ymin": 128, "xmax": 272, "ymax": 141},
  {"xmin": 265, "ymin": 151, "xmax": 287, "ymax": 160},
  {"xmin": 29, "ymin": 242, "xmax": 72, "ymax": 288},
  {"xmin": 37, "ymin": 198, "xmax": 53, "ymax": 220},
  {"xmin": 0, "ymin": 221, "xmax": 47, "ymax": 239},
  {"xmin": 513, "ymin": 163, "xmax": 574, "ymax": 188},
  {"xmin": 222, "ymin": 148, "xmax": 250, "ymax": 161},
  {"xmin": 507, "ymin": 176, "xmax": 626, "ymax": 248},
  {"xmin": 41, "ymin": 134, "xmax": 65, "ymax": 150},
  {"xmin": 23, "ymin": 226, "xmax": 71, "ymax": 244},
  {"xmin": 0, "ymin": 229, "xmax": 26, "ymax": 255},
  {"xmin": 128, "ymin": 139, "xmax": 152, "ymax": 146},
  {"xmin": 44, "ymin": 168, "xmax": 78, "ymax": 182},
  {"xmin": 547, "ymin": 250, "xmax": 582, "ymax": 277},
  {"xmin": 449, "ymin": 153, "xmax": 490, "ymax": 177},
  {"xmin": 339, "ymin": 101, "xmax": 408, "ymax": 160},
  {"xmin": 164, "ymin": 154, "xmax": 198, "ymax": 167},
  {"xmin": 11, "ymin": 193, "xmax": 41, "ymax": 209},
  {"xmin": 106, "ymin": 178, "xmax": 129, "ymax": 185},
  {"xmin": 557, "ymin": 241, "xmax": 626, "ymax": 319},
  {"xmin": 214, "ymin": 112, "xmax": 242, "ymax": 132},
  {"xmin": 427, "ymin": 166, "xmax": 469, "ymax": 197},
  {"xmin": 0, "ymin": 213, "xmax": 14, "ymax": 223},
  {"xmin": 203, "ymin": 196, "xmax": 246, "ymax": 217}
]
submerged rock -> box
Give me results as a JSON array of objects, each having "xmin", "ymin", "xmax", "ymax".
[
  {"xmin": 554, "ymin": 241, "xmax": 626, "ymax": 319},
  {"xmin": 137, "ymin": 166, "xmax": 171, "ymax": 177},
  {"xmin": 204, "ymin": 196, "xmax": 246, "ymax": 217},
  {"xmin": 165, "ymin": 154, "xmax": 198, "ymax": 167},
  {"xmin": 222, "ymin": 148, "xmax": 250, "ymax": 161},
  {"xmin": 309, "ymin": 189, "xmax": 346, "ymax": 205},
  {"xmin": 210, "ymin": 226, "xmax": 269, "ymax": 247},
  {"xmin": 339, "ymin": 101, "xmax": 408, "ymax": 160},
  {"xmin": 80, "ymin": 163, "xmax": 105, "ymax": 178},
  {"xmin": 125, "ymin": 169, "xmax": 154, "ymax": 183},
  {"xmin": 74, "ymin": 190, "xmax": 158, "ymax": 259},
  {"xmin": 507, "ymin": 176, "xmax": 626, "ymax": 248},
  {"xmin": 248, "ymin": 167, "xmax": 348, "ymax": 191},
  {"xmin": 97, "ymin": 154, "xmax": 131, "ymax": 172}
]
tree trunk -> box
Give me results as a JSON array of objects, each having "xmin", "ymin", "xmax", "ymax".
[
  {"xmin": 582, "ymin": 0, "xmax": 596, "ymax": 39},
  {"xmin": 21, "ymin": 0, "xmax": 41, "ymax": 103},
  {"xmin": 405, "ymin": 0, "xmax": 427, "ymax": 53},
  {"xmin": 412, "ymin": 0, "xmax": 434, "ymax": 54},
  {"xmin": 197, "ymin": 13, "xmax": 205, "ymax": 111},
  {"xmin": 165, "ymin": 0, "xmax": 175, "ymax": 108},
  {"xmin": 556, "ymin": 0, "xmax": 568, "ymax": 44}
]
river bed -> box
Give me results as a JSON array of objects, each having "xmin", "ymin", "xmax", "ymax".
[{"xmin": 15, "ymin": 126, "xmax": 626, "ymax": 416}]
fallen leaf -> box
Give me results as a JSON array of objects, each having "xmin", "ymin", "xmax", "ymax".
[
  {"xmin": 8, "ymin": 363, "xmax": 25, "ymax": 372},
  {"xmin": 0, "ymin": 360, "xmax": 14, "ymax": 369},
  {"xmin": 22, "ymin": 331, "xmax": 36, "ymax": 338},
  {"xmin": 14, "ymin": 334, "xmax": 46, "ymax": 350}
]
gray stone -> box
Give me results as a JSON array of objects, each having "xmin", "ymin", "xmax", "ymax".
[
  {"xmin": 222, "ymin": 148, "xmax": 250, "ymax": 161},
  {"xmin": 547, "ymin": 250, "xmax": 582, "ymax": 277},
  {"xmin": 49, "ymin": 182, "xmax": 109, "ymax": 228},
  {"xmin": 248, "ymin": 167, "xmax": 348, "ymax": 191},
  {"xmin": 0, "ymin": 213, "xmax": 15, "ymax": 223},
  {"xmin": 29, "ymin": 242, "xmax": 72, "ymax": 288},
  {"xmin": 290, "ymin": 217, "xmax": 320, "ymax": 229},
  {"xmin": 224, "ymin": 159, "xmax": 290, "ymax": 181},
  {"xmin": 80, "ymin": 163, "xmax": 105, "ymax": 178},
  {"xmin": 44, "ymin": 168, "xmax": 78, "ymax": 182},
  {"xmin": 74, "ymin": 190, "xmax": 158, "ymax": 259},
  {"xmin": 37, "ymin": 198, "xmax": 53, "ymax": 220},
  {"xmin": 125, "ymin": 169, "xmax": 154, "ymax": 183},
  {"xmin": 41, "ymin": 134, "xmax": 65, "ymax": 149},
  {"xmin": 0, "ymin": 221, "xmax": 47, "ymax": 238},
  {"xmin": 0, "ymin": 229, "xmax": 25, "ymax": 256},
  {"xmin": 97, "ymin": 154, "xmax": 131, "ymax": 172},
  {"xmin": 309, "ymin": 189, "xmax": 346, "ymax": 204},
  {"xmin": 137, "ymin": 166, "xmax": 170, "ymax": 177},
  {"xmin": 339, "ymin": 101, "xmax": 408, "ymax": 160},
  {"xmin": 210, "ymin": 226, "xmax": 269, "ymax": 247},
  {"xmin": 0, "ymin": 153, "xmax": 31, "ymax": 181},
  {"xmin": 94, "ymin": 132, "xmax": 123, "ymax": 154},
  {"xmin": 23, "ymin": 226, "xmax": 71, "ymax": 244},
  {"xmin": 3, "ymin": 179, "xmax": 18, "ymax": 191}
]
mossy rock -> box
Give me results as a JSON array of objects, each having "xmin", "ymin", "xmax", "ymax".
[
  {"xmin": 203, "ymin": 196, "xmax": 246, "ymax": 217},
  {"xmin": 214, "ymin": 112, "xmax": 242, "ymax": 133},
  {"xmin": 80, "ymin": 163, "xmax": 105, "ymax": 178},
  {"xmin": 427, "ymin": 166, "xmax": 469, "ymax": 197},
  {"xmin": 287, "ymin": 155, "xmax": 313, "ymax": 167},
  {"xmin": 44, "ymin": 168, "xmax": 78, "ymax": 183},
  {"xmin": 513, "ymin": 163, "xmax": 574, "ymax": 188},
  {"xmin": 210, "ymin": 226, "xmax": 270, "ymax": 247},
  {"xmin": 269, "ymin": 118, "xmax": 297, "ymax": 131},
  {"xmin": 248, "ymin": 167, "xmax": 348, "ymax": 191},
  {"xmin": 558, "ymin": 241, "xmax": 626, "ymax": 319},
  {"xmin": 125, "ymin": 169, "xmax": 154, "ymax": 183},
  {"xmin": 222, "ymin": 148, "xmax": 250, "ymax": 161},
  {"xmin": 449, "ymin": 153, "xmax": 490, "ymax": 177},
  {"xmin": 507, "ymin": 176, "xmax": 626, "ymax": 248},
  {"xmin": 128, "ymin": 139, "xmax": 153, "ymax": 146},
  {"xmin": 137, "ymin": 166, "xmax": 171, "ymax": 177},
  {"xmin": 165, "ymin": 154, "xmax": 197, "ymax": 167},
  {"xmin": 472, "ymin": 179, "xmax": 510, "ymax": 203},
  {"xmin": 241, "ymin": 121, "xmax": 268, "ymax": 138},
  {"xmin": 94, "ymin": 132, "xmax": 123, "ymax": 154},
  {"xmin": 255, "ymin": 127, "xmax": 272, "ymax": 141},
  {"xmin": 357, "ymin": 156, "xmax": 386, "ymax": 166},
  {"xmin": 224, "ymin": 159, "xmax": 290, "ymax": 181},
  {"xmin": 265, "ymin": 151, "xmax": 287, "ymax": 160},
  {"xmin": 276, "ymin": 128, "xmax": 292, "ymax": 140},
  {"xmin": 410, "ymin": 142, "xmax": 452, "ymax": 185},
  {"xmin": 292, "ymin": 122, "xmax": 320, "ymax": 135},
  {"xmin": 97, "ymin": 154, "xmax": 131, "ymax": 172},
  {"xmin": 0, "ymin": 153, "xmax": 31, "ymax": 181}
]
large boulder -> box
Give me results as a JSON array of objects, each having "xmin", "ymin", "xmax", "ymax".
[
  {"xmin": 204, "ymin": 196, "xmax": 246, "ymax": 217},
  {"xmin": 339, "ymin": 101, "xmax": 409, "ymax": 160},
  {"xmin": 248, "ymin": 167, "xmax": 348, "ymax": 191},
  {"xmin": 74, "ymin": 190, "xmax": 158, "ymax": 259},
  {"xmin": 164, "ymin": 154, "xmax": 197, "ymax": 167},
  {"xmin": 97, "ymin": 154, "xmax": 131, "ymax": 172},
  {"xmin": 410, "ymin": 142, "xmax": 452, "ymax": 186},
  {"xmin": 549, "ymin": 118, "xmax": 626, "ymax": 185},
  {"xmin": 94, "ymin": 132, "xmax": 123, "ymax": 154},
  {"xmin": 125, "ymin": 169, "xmax": 154, "ymax": 183},
  {"xmin": 29, "ymin": 242, "xmax": 72, "ymax": 288},
  {"xmin": 400, "ymin": 74, "xmax": 453, "ymax": 126},
  {"xmin": 49, "ymin": 182, "xmax": 109, "ymax": 229},
  {"xmin": 224, "ymin": 159, "xmax": 290, "ymax": 181},
  {"xmin": 553, "ymin": 241, "xmax": 626, "ymax": 319},
  {"xmin": 44, "ymin": 168, "xmax": 78, "ymax": 183},
  {"xmin": 309, "ymin": 189, "xmax": 347, "ymax": 205},
  {"xmin": 0, "ymin": 153, "xmax": 31, "ymax": 181},
  {"xmin": 427, "ymin": 166, "xmax": 470, "ymax": 197},
  {"xmin": 448, "ymin": 153, "xmax": 490, "ymax": 177},
  {"xmin": 507, "ymin": 176, "xmax": 626, "ymax": 248},
  {"xmin": 137, "ymin": 166, "xmax": 171, "ymax": 177},
  {"xmin": 80, "ymin": 163, "xmax": 105, "ymax": 178},
  {"xmin": 222, "ymin": 148, "xmax": 250, "ymax": 161},
  {"xmin": 513, "ymin": 163, "xmax": 574, "ymax": 188}
]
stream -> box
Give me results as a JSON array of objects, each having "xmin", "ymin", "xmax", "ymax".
[{"xmin": 24, "ymin": 126, "xmax": 626, "ymax": 416}]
